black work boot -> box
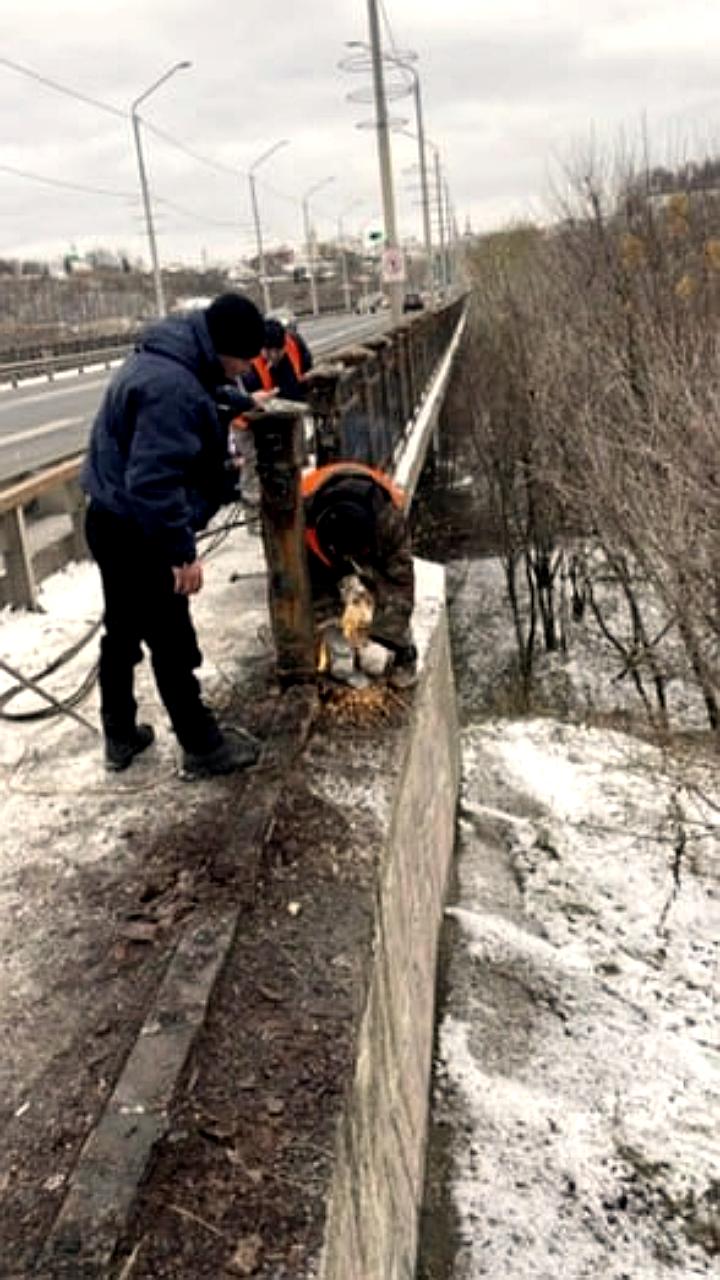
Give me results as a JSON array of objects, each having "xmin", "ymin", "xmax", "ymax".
[
  {"xmin": 180, "ymin": 727, "xmax": 261, "ymax": 780},
  {"xmin": 105, "ymin": 723, "xmax": 155, "ymax": 772}
]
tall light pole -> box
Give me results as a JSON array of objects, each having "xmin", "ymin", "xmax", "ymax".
[
  {"xmin": 403, "ymin": 65, "xmax": 433, "ymax": 301},
  {"xmin": 396, "ymin": 126, "xmax": 446, "ymax": 300},
  {"xmin": 444, "ymin": 176, "xmax": 455, "ymax": 290},
  {"xmin": 337, "ymin": 198, "xmax": 363, "ymax": 313},
  {"xmin": 302, "ymin": 176, "xmax": 335, "ymax": 317},
  {"xmin": 433, "ymin": 145, "xmax": 447, "ymax": 293},
  {"xmin": 347, "ymin": 43, "xmax": 433, "ymax": 303},
  {"xmin": 131, "ymin": 60, "xmax": 191, "ymax": 318},
  {"xmin": 248, "ymin": 139, "xmax": 289, "ymax": 312},
  {"xmin": 365, "ymin": 1, "xmax": 403, "ymax": 324}
]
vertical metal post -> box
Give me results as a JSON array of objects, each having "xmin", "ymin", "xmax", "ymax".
[
  {"xmin": 250, "ymin": 410, "xmax": 316, "ymax": 684},
  {"xmin": 434, "ymin": 148, "xmax": 447, "ymax": 293},
  {"xmin": 303, "ymin": 197, "xmax": 318, "ymax": 317},
  {"xmin": 366, "ymin": 0, "xmax": 403, "ymax": 325},
  {"xmin": 305, "ymin": 369, "xmax": 344, "ymax": 466},
  {"xmin": 411, "ymin": 74, "xmax": 434, "ymax": 302},
  {"xmin": 444, "ymin": 177, "xmax": 453, "ymax": 290},
  {"xmin": 1, "ymin": 507, "xmax": 37, "ymax": 609},
  {"xmin": 248, "ymin": 140, "xmax": 289, "ymax": 314},
  {"xmin": 130, "ymin": 62, "xmax": 191, "ymax": 319},
  {"xmin": 131, "ymin": 111, "xmax": 166, "ymax": 318},
  {"xmin": 249, "ymin": 171, "xmax": 271, "ymax": 313}
]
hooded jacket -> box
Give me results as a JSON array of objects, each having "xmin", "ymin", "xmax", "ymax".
[{"xmin": 82, "ymin": 311, "xmax": 249, "ymax": 565}]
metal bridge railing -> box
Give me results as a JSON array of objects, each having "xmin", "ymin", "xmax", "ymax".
[
  {"xmin": 0, "ymin": 301, "xmax": 465, "ymax": 646},
  {"xmin": 0, "ymin": 342, "xmax": 134, "ymax": 388}
]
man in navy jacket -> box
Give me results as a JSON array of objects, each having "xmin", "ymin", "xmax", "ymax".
[{"xmin": 82, "ymin": 292, "xmax": 271, "ymax": 777}]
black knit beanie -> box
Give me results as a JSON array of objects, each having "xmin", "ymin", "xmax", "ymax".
[
  {"xmin": 205, "ymin": 292, "xmax": 265, "ymax": 359},
  {"xmin": 264, "ymin": 318, "xmax": 286, "ymax": 349}
]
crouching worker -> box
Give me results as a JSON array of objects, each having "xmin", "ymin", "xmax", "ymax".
[
  {"xmin": 82, "ymin": 292, "xmax": 269, "ymax": 777},
  {"xmin": 302, "ymin": 462, "xmax": 417, "ymax": 687}
]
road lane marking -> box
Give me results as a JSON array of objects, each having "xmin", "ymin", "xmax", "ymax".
[
  {"xmin": 0, "ymin": 416, "xmax": 85, "ymax": 449},
  {"xmin": 0, "ymin": 376, "xmax": 108, "ymax": 415}
]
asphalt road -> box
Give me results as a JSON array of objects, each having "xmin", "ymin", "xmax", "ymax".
[{"xmin": 0, "ymin": 311, "xmax": 387, "ymax": 485}]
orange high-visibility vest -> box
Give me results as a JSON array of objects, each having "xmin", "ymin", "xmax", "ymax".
[
  {"xmin": 302, "ymin": 462, "xmax": 406, "ymax": 568},
  {"xmin": 232, "ymin": 335, "xmax": 306, "ymax": 430},
  {"xmin": 251, "ymin": 334, "xmax": 304, "ymax": 391}
]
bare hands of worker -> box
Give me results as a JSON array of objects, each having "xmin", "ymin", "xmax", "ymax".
[
  {"xmin": 251, "ymin": 389, "xmax": 278, "ymax": 406},
  {"xmin": 172, "ymin": 560, "xmax": 204, "ymax": 595}
]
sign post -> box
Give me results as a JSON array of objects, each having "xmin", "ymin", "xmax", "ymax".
[{"xmin": 381, "ymin": 246, "xmax": 406, "ymax": 286}]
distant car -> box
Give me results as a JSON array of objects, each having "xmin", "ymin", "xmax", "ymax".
[
  {"xmin": 354, "ymin": 292, "xmax": 385, "ymax": 315},
  {"xmin": 402, "ymin": 291, "xmax": 425, "ymax": 313}
]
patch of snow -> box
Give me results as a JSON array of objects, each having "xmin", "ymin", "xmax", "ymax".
[{"xmin": 435, "ymin": 714, "xmax": 720, "ymax": 1277}]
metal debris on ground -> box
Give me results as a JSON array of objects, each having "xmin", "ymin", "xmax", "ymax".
[{"xmin": 319, "ymin": 681, "xmax": 409, "ymax": 725}]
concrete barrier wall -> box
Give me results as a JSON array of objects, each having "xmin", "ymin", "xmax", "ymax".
[{"xmin": 319, "ymin": 560, "xmax": 460, "ymax": 1280}]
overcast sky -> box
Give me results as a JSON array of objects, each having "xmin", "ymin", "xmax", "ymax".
[{"xmin": 4, "ymin": 0, "xmax": 720, "ymax": 266}]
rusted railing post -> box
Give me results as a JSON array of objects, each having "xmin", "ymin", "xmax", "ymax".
[
  {"xmin": 250, "ymin": 407, "xmax": 316, "ymax": 685},
  {"xmin": 304, "ymin": 365, "xmax": 345, "ymax": 466}
]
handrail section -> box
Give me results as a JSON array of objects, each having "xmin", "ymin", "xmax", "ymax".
[{"xmin": 0, "ymin": 300, "xmax": 466, "ymax": 624}]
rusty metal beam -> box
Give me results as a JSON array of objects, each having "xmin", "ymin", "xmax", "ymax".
[{"xmin": 250, "ymin": 407, "xmax": 317, "ymax": 685}]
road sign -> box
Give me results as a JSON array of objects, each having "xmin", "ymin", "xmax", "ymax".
[
  {"xmin": 363, "ymin": 226, "xmax": 384, "ymax": 251},
  {"xmin": 381, "ymin": 246, "xmax": 406, "ymax": 284}
]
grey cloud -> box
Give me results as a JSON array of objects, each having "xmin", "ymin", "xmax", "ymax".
[{"xmin": 3, "ymin": 0, "xmax": 720, "ymax": 259}]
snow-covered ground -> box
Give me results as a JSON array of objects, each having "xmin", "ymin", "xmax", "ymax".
[
  {"xmin": 2, "ymin": 538, "xmax": 718, "ymax": 1276},
  {"xmin": 0, "ymin": 521, "xmax": 271, "ymax": 1115},
  {"xmin": 421, "ymin": 559, "xmax": 720, "ymax": 1279}
]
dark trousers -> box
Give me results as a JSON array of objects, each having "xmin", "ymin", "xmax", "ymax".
[{"xmin": 85, "ymin": 503, "xmax": 221, "ymax": 753}]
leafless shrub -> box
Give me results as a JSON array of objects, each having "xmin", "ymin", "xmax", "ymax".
[{"xmin": 459, "ymin": 147, "xmax": 720, "ymax": 736}]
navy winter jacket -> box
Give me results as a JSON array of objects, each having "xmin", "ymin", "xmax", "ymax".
[{"xmin": 82, "ymin": 311, "xmax": 250, "ymax": 565}]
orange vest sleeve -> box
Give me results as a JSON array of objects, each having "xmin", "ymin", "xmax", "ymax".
[
  {"xmin": 285, "ymin": 335, "xmax": 304, "ymax": 380},
  {"xmin": 251, "ymin": 355, "xmax": 275, "ymax": 392}
]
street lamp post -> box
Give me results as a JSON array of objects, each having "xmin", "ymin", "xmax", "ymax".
[
  {"xmin": 130, "ymin": 60, "xmax": 191, "ymax": 318},
  {"xmin": 302, "ymin": 176, "xmax": 335, "ymax": 317},
  {"xmin": 396, "ymin": 127, "xmax": 447, "ymax": 298},
  {"xmin": 337, "ymin": 198, "xmax": 363, "ymax": 313},
  {"xmin": 344, "ymin": 39, "xmax": 433, "ymax": 307},
  {"xmin": 434, "ymin": 147, "xmax": 448, "ymax": 291},
  {"xmin": 248, "ymin": 139, "xmax": 289, "ymax": 312},
  {"xmin": 364, "ymin": 1, "xmax": 403, "ymax": 325},
  {"xmin": 406, "ymin": 68, "xmax": 434, "ymax": 302}
]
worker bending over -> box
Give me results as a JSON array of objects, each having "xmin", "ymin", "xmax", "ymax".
[
  {"xmin": 302, "ymin": 461, "xmax": 417, "ymax": 686},
  {"xmin": 244, "ymin": 318, "xmax": 313, "ymax": 402}
]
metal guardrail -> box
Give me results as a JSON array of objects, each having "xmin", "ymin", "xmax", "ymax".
[
  {"xmin": 0, "ymin": 300, "xmax": 465, "ymax": 615},
  {"xmin": 0, "ymin": 342, "xmax": 133, "ymax": 387}
]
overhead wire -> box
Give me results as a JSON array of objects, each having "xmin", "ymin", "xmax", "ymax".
[
  {"xmin": 0, "ymin": 54, "xmax": 344, "ymax": 242},
  {"xmin": 379, "ymin": 0, "xmax": 402, "ymax": 56},
  {"xmin": 0, "ymin": 161, "xmax": 252, "ymax": 235},
  {"xmin": 140, "ymin": 120, "xmax": 245, "ymax": 180},
  {"xmin": 0, "ymin": 161, "xmax": 134, "ymax": 201},
  {"xmin": 0, "ymin": 55, "xmax": 126, "ymax": 118}
]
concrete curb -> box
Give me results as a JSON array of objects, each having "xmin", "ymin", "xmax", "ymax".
[
  {"xmin": 37, "ymin": 685, "xmax": 318, "ymax": 1278},
  {"xmin": 318, "ymin": 562, "xmax": 460, "ymax": 1279},
  {"xmin": 40, "ymin": 912, "xmax": 237, "ymax": 1276}
]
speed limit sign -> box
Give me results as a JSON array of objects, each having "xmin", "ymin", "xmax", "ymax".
[{"xmin": 381, "ymin": 246, "xmax": 406, "ymax": 283}]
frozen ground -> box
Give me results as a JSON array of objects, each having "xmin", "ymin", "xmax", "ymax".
[
  {"xmin": 420, "ymin": 559, "xmax": 720, "ymax": 1278},
  {"xmin": 0, "ymin": 518, "xmax": 270, "ymax": 1119}
]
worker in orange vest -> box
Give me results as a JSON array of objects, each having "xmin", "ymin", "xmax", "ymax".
[
  {"xmin": 244, "ymin": 318, "xmax": 313, "ymax": 401},
  {"xmin": 302, "ymin": 461, "xmax": 417, "ymax": 684}
]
